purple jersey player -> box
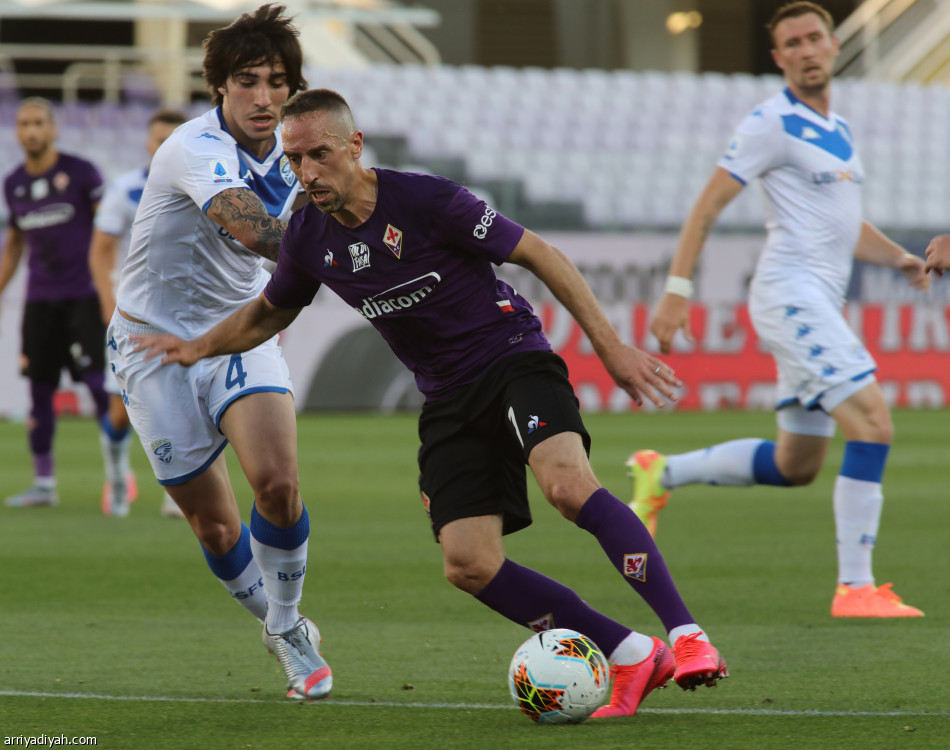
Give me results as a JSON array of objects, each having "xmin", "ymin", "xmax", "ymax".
[
  {"xmin": 267, "ymin": 168, "xmax": 550, "ymax": 402},
  {"xmin": 133, "ymin": 88, "xmax": 728, "ymax": 716},
  {"xmin": 0, "ymin": 97, "xmax": 111, "ymax": 509}
]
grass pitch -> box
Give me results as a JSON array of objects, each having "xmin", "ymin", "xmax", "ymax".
[{"xmin": 0, "ymin": 409, "xmax": 947, "ymax": 749}]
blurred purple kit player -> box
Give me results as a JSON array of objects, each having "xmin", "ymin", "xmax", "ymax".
[{"xmin": 1, "ymin": 97, "xmax": 113, "ymax": 508}]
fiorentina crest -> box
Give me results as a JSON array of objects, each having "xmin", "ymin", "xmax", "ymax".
[
  {"xmin": 383, "ymin": 224, "xmax": 403, "ymax": 258},
  {"xmin": 623, "ymin": 553, "xmax": 647, "ymax": 582}
]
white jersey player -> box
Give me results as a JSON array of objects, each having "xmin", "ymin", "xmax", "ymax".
[
  {"xmin": 635, "ymin": 1, "xmax": 929, "ymax": 618},
  {"xmin": 108, "ymin": 5, "xmax": 333, "ymax": 701},
  {"xmin": 114, "ymin": 104, "xmax": 299, "ymax": 482},
  {"xmin": 117, "ymin": 108, "xmax": 298, "ymax": 338},
  {"xmin": 90, "ymin": 108, "xmax": 186, "ymax": 518},
  {"xmin": 724, "ymin": 88, "xmax": 873, "ymax": 410}
]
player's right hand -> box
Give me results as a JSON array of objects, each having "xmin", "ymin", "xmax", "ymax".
[
  {"xmin": 130, "ymin": 333, "xmax": 200, "ymax": 366},
  {"xmin": 924, "ymin": 235, "xmax": 950, "ymax": 277},
  {"xmin": 649, "ymin": 293, "xmax": 693, "ymax": 354}
]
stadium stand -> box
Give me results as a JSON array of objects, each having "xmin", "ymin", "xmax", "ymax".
[{"xmin": 1, "ymin": 66, "xmax": 948, "ymax": 233}]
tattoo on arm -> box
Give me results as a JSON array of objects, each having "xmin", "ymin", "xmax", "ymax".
[{"xmin": 207, "ymin": 188, "xmax": 287, "ymax": 262}]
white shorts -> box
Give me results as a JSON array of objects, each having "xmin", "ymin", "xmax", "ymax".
[
  {"xmin": 104, "ymin": 346, "xmax": 122, "ymax": 396},
  {"xmin": 749, "ymin": 279, "xmax": 877, "ymax": 414},
  {"xmin": 108, "ymin": 311, "xmax": 293, "ymax": 485}
]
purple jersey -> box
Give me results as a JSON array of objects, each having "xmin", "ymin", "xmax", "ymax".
[
  {"xmin": 3, "ymin": 153, "xmax": 103, "ymax": 302},
  {"xmin": 265, "ymin": 169, "xmax": 551, "ymax": 402}
]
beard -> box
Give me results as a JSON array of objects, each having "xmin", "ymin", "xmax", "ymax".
[
  {"xmin": 795, "ymin": 67, "xmax": 831, "ymax": 96},
  {"xmin": 22, "ymin": 140, "xmax": 52, "ymax": 159},
  {"xmin": 309, "ymin": 189, "xmax": 345, "ymax": 215}
]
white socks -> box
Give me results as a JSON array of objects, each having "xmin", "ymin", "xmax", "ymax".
[
  {"xmin": 218, "ymin": 561, "xmax": 269, "ymax": 622},
  {"xmin": 668, "ymin": 624, "xmax": 709, "ymax": 645},
  {"xmin": 99, "ymin": 424, "xmax": 132, "ymax": 484},
  {"xmin": 251, "ymin": 534, "xmax": 309, "ymax": 635},
  {"xmin": 833, "ymin": 475, "xmax": 882, "ymax": 587},
  {"xmin": 608, "ymin": 625, "xmax": 711, "ymax": 666},
  {"xmin": 608, "ymin": 630, "xmax": 658, "ymax": 666},
  {"xmin": 666, "ymin": 438, "xmax": 764, "ymax": 487}
]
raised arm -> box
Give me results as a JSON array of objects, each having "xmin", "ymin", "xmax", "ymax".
[
  {"xmin": 134, "ymin": 292, "xmax": 301, "ymax": 366},
  {"xmin": 508, "ymin": 229, "xmax": 680, "ymax": 407},
  {"xmin": 650, "ymin": 167, "xmax": 744, "ymax": 354},
  {"xmin": 206, "ymin": 187, "xmax": 287, "ymax": 262},
  {"xmin": 855, "ymin": 221, "xmax": 929, "ymax": 291}
]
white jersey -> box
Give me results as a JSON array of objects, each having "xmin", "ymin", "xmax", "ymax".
[
  {"xmin": 116, "ymin": 108, "xmax": 299, "ymax": 338},
  {"xmin": 95, "ymin": 166, "xmax": 147, "ymax": 238},
  {"xmin": 719, "ymin": 87, "xmax": 864, "ymax": 304},
  {"xmin": 94, "ymin": 166, "xmax": 148, "ymax": 292}
]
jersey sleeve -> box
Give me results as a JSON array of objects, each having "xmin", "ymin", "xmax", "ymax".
[
  {"xmin": 436, "ymin": 185, "xmax": 525, "ymax": 263},
  {"xmin": 263, "ymin": 214, "xmax": 321, "ymax": 309},
  {"xmin": 173, "ymin": 127, "xmax": 252, "ymax": 214},
  {"xmin": 94, "ymin": 176, "xmax": 133, "ymax": 236},
  {"xmin": 717, "ymin": 106, "xmax": 785, "ymax": 185}
]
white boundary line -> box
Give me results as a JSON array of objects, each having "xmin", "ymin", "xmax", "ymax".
[{"xmin": 1, "ymin": 691, "xmax": 948, "ymax": 716}]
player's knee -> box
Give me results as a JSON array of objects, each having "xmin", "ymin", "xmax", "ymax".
[
  {"xmin": 539, "ymin": 477, "xmax": 588, "ymax": 519},
  {"xmin": 868, "ymin": 416, "xmax": 894, "ymax": 445},
  {"xmin": 196, "ymin": 520, "xmax": 240, "ymax": 556},
  {"xmin": 253, "ymin": 473, "xmax": 299, "ymax": 511},
  {"xmin": 444, "ymin": 558, "xmax": 495, "ymax": 595},
  {"xmin": 774, "ymin": 452, "xmax": 821, "ymax": 486},
  {"xmin": 783, "ymin": 467, "xmax": 819, "ymax": 486}
]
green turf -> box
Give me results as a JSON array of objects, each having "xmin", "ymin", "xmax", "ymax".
[{"xmin": 1, "ymin": 409, "xmax": 948, "ymax": 749}]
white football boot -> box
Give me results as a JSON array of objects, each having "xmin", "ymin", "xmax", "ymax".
[{"xmin": 262, "ymin": 617, "xmax": 332, "ymax": 701}]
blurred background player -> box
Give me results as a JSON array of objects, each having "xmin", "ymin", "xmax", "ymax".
[
  {"xmin": 89, "ymin": 107, "xmax": 188, "ymax": 518},
  {"xmin": 133, "ymin": 88, "xmax": 729, "ymax": 718},
  {"xmin": 0, "ymin": 97, "xmax": 113, "ymax": 509},
  {"xmin": 636, "ymin": 2, "xmax": 928, "ymax": 618},
  {"xmin": 108, "ymin": 5, "xmax": 331, "ymax": 701}
]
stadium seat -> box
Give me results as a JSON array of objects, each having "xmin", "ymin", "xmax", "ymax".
[{"xmin": 1, "ymin": 68, "xmax": 945, "ymax": 230}]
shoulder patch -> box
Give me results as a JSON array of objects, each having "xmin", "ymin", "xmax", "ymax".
[{"xmin": 209, "ymin": 161, "xmax": 233, "ymax": 184}]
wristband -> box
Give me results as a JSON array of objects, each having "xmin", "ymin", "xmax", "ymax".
[{"xmin": 664, "ymin": 275, "xmax": 694, "ymax": 299}]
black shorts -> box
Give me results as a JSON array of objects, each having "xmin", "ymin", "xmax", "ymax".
[
  {"xmin": 21, "ymin": 297, "xmax": 106, "ymax": 385},
  {"xmin": 418, "ymin": 351, "xmax": 591, "ymax": 540}
]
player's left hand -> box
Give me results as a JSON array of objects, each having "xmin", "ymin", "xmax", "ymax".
[
  {"xmin": 898, "ymin": 252, "xmax": 930, "ymax": 291},
  {"xmin": 130, "ymin": 333, "xmax": 201, "ymax": 366},
  {"xmin": 601, "ymin": 343, "xmax": 682, "ymax": 408}
]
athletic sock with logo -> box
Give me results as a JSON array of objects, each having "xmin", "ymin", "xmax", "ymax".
[
  {"xmin": 835, "ymin": 441, "xmax": 888, "ymax": 587},
  {"xmin": 251, "ymin": 503, "xmax": 310, "ymax": 635},
  {"xmin": 202, "ymin": 523, "xmax": 268, "ymax": 621},
  {"xmin": 574, "ymin": 488, "xmax": 694, "ymax": 632},
  {"xmin": 475, "ymin": 558, "xmax": 635, "ymax": 658}
]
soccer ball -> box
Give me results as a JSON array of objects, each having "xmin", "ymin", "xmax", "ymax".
[{"xmin": 507, "ymin": 628, "xmax": 610, "ymax": 724}]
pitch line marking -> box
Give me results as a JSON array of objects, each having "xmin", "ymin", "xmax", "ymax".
[{"xmin": 0, "ymin": 691, "xmax": 948, "ymax": 717}]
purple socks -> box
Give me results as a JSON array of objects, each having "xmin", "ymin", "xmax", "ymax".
[{"xmin": 574, "ymin": 488, "xmax": 694, "ymax": 632}]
